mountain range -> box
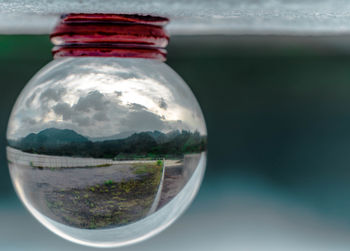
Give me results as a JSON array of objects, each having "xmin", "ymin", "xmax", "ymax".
[
  {"xmin": 8, "ymin": 128, "xmax": 207, "ymax": 159},
  {"xmin": 87, "ymin": 131, "xmax": 136, "ymax": 142}
]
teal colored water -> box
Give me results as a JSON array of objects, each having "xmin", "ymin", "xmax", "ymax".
[{"xmin": 3, "ymin": 35, "xmax": 350, "ymax": 250}]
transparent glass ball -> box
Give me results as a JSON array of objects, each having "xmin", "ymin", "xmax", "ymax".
[{"xmin": 6, "ymin": 57, "xmax": 207, "ymax": 247}]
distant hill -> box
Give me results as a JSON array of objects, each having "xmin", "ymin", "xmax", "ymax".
[
  {"xmin": 12, "ymin": 128, "xmax": 89, "ymax": 150},
  {"xmin": 9, "ymin": 128, "xmax": 207, "ymax": 159},
  {"xmin": 88, "ymin": 131, "xmax": 136, "ymax": 142}
]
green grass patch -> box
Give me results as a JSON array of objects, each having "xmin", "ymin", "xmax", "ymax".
[
  {"xmin": 104, "ymin": 180, "xmax": 114, "ymax": 186},
  {"xmin": 132, "ymin": 162, "xmax": 162, "ymax": 175}
]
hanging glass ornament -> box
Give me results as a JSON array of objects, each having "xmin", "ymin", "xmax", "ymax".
[{"xmin": 6, "ymin": 14, "xmax": 207, "ymax": 248}]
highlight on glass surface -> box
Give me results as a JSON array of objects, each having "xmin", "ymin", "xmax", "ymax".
[{"xmin": 6, "ymin": 56, "xmax": 207, "ymax": 247}]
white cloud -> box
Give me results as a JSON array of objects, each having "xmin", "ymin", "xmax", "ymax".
[{"xmin": 7, "ymin": 58, "xmax": 206, "ymax": 139}]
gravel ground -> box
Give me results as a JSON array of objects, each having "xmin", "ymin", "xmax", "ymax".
[{"xmin": 8, "ymin": 151, "xmax": 201, "ymax": 228}]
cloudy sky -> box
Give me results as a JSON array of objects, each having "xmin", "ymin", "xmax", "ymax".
[{"xmin": 7, "ymin": 57, "xmax": 206, "ymax": 140}]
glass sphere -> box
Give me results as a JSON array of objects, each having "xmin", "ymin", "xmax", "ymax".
[{"xmin": 6, "ymin": 57, "xmax": 207, "ymax": 247}]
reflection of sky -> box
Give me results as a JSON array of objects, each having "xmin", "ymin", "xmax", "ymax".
[{"xmin": 7, "ymin": 58, "xmax": 206, "ymax": 139}]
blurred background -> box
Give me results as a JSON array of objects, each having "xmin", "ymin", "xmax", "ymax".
[{"xmin": 2, "ymin": 35, "xmax": 350, "ymax": 250}]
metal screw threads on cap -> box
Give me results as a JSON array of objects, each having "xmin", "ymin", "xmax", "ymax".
[{"xmin": 50, "ymin": 14, "xmax": 170, "ymax": 61}]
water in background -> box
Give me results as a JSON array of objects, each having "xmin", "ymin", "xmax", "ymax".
[{"xmin": 3, "ymin": 35, "xmax": 350, "ymax": 250}]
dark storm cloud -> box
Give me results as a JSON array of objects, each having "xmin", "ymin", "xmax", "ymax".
[
  {"xmin": 115, "ymin": 91, "xmax": 122, "ymax": 97},
  {"xmin": 74, "ymin": 91, "xmax": 109, "ymax": 112},
  {"xmin": 49, "ymin": 88, "xmax": 178, "ymax": 132},
  {"xmin": 53, "ymin": 101, "xmax": 93, "ymax": 127},
  {"xmin": 50, "ymin": 90, "xmax": 170, "ymax": 133},
  {"xmin": 52, "ymin": 91, "xmax": 116, "ymax": 128},
  {"xmin": 93, "ymin": 111, "xmax": 109, "ymax": 121},
  {"xmin": 74, "ymin": 115, "xmax": 91, "ymax": 127},
  {"xmin": 121, "ymin": 109, "xmax": 166, "ymax": 132},
  {"xmin": 129, "ymin": 103, "xmax": 148, "ymax": 111},
  {"xmin": 53, "ymin": 102, "xmax": 73, "ymax": 120},
  {"xmin": 39, "ymin": 87, "xmax": 66, "ymax": 102},
  {"xmin": 158, "ymin": 98, "xmax": 168, "ymax": 110}
]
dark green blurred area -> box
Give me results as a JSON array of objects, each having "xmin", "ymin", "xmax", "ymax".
[
  {"xmin": 2, "ymin": 35, "xmax": 350, "ymax": 225},
  {"xmin": 0, "ymin": 36, "xmax": 51, "ymax": 198}
]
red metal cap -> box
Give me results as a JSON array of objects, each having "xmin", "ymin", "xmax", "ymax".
[{"xmin": 50, "ymin": 14, "xmax": 170, "ymax": 61}]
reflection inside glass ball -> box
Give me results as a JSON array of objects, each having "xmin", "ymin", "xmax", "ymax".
[{"xmin": 6, "ymin": 57, "xmax": 207, "ymax": 247}]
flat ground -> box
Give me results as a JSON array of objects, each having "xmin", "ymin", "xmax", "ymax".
[{"xmin": 8, "ymin": 149, "xmax": 201, "ymax": 229}]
